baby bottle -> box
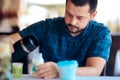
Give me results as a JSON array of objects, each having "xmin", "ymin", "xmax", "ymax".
[{"xmin": 32, "ymin": 53, "xmax": 44, "ymax": 77}]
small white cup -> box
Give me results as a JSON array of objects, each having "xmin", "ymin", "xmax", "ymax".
[{"xmin": 12, "ymin": 63, "xmax": 23, "ymax": 78}]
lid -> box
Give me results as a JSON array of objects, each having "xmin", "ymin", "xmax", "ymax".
[{"xmin": 57, "ymin": 60, "xmax": 78, "ymax": 68}]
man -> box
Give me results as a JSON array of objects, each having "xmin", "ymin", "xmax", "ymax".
[{"xmin": 8, "ymin": 0, "xmax": 111, "ymax": 79}]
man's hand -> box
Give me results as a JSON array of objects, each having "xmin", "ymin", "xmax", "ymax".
[
  {"xmin": 35, "ymin": 62, "xmax": 59, "ymax": 79},
  {"xmin": 9, "ymin": 39, "xmax": 14, "ymax": 53}
]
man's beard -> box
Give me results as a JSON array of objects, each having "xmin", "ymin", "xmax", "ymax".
[{"xmin": 66, "ymin": 24, "xmax": 84, "ymax": 34}]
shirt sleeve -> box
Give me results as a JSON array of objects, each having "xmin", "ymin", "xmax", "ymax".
[
  {"xmin": 19, "ymin": 20, "xmax": 49, "ymax": 44},
  {"xmin": 87, "ymin": 27, "xmax": 112, "ymax": 61}
]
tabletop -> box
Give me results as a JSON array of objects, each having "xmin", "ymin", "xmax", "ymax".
[{"xmin": 12, "ymin": 75, "xmax": 120, "ymax": 80}]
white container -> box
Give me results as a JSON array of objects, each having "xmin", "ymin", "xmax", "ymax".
[{"xmin": 32, "ymin": 53, "xmax": 44, "ymax": 77}]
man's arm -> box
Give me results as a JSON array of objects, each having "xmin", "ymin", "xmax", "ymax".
[
  {"xmin": 35, "ymin": 57, "xmax": 106, "ymax": 79},
  {"xmin": 6, "ymin": 32, "xmax": 22, "ymax": 53},
  {"xmin": 8, "ymin": 32, "xmax": 22, "ymax": 44},
  {"xmin": 76, "ymin": 57, "xmax": 106, "ymax": 76}
]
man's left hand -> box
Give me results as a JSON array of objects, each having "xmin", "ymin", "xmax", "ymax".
[{"xmin": 35, "ymin": 61, "xmax": 59, "ymax": 79}]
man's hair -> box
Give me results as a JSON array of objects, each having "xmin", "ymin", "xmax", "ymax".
[{"xmin": 66, "ymin": 0, "xmax": 98, "ymax": 13}]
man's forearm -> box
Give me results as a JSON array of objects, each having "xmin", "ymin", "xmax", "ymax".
[
  {"xmin": 76, "ymin": 66, "xmax": 102, "ymax": 76},
  {"xmin": 9, "ymin": 32, "xmax": 22, "ymax": 44}
]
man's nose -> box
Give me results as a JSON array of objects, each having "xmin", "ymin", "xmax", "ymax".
[{"xmin": 70, "ymin": 17, "xmax": 77, "ymax": 25}]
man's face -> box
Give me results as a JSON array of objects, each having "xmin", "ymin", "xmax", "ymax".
[{"xmin": 65, "ymin": 0, "xmax": 96, "ymax": 34}]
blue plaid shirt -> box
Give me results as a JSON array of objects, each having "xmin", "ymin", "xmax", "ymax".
[{"xmin": 19, "ymin": 17, "xmax": 112, "ymax": 67}]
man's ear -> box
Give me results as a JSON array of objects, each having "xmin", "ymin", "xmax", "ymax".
[{"xmin": 91, "ymin": 11, "xmax": 97, "ymax": 20}]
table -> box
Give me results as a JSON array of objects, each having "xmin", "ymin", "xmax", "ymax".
[{"xmin": 13, "ymin": 75, "xmax": 120, "ymax": 80}]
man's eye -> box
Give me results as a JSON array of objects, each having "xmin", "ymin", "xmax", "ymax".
[
  {"xmin": 78, "ymin": 17, "xmax": 83, "ymax": 20},
  {"xmin": 66, "ymin": 12, "xmax": 72, "ymax": 16}
]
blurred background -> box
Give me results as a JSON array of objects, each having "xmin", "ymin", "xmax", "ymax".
[
  {"xmin": 17, "ymin": 0, "xmax": 120, "ymax": 33},
  {"xmin": 19, "ymin": 0, "xmax": 120, "ymax": 33},
  {"xmin": 0, "ymin": 0, "xmax": 120, "ymax": 76},
  {"xmin": 1, "ymin": 0, "xmax": 120, "ymax": 33}
]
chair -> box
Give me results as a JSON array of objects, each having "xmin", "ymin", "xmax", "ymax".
[{"xmin": 105, "ymin": 34, "xmax": 120, "ymax": 76}]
